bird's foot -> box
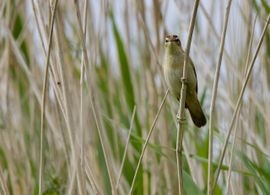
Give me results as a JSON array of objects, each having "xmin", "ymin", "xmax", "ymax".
[
  {"xmin": 176, "ymin": 113, "xmax": 180, "ymax": 121},
  {"xmin": 176, "ymin": 112, "xmax": 186, "ymax": 123},
  {"xmin": 181, "ymin": 77, "xmax": 188, "ymax": 84}
]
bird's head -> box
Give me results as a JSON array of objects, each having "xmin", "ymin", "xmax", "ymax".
[{"xmin": 164, "ymin": 34, "xmax": 182, "ymax": 54}]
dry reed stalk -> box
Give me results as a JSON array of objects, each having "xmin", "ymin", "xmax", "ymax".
[
  {"xmin": 176, "ymin": 0, "xmax": 200, "ymax": 194},
  {"xmin": 207, "ymin": 0, "xmax": 232, "ymax": 194},
  {"xmin": 128, "ymin": 90, "xmax": 168, "ymax": 195},
  {"xmin": 212, "ymin": 13, "xmax": 270, "ymax": 192},
  {"xmin": 116, "ymin": 106, "xmax": 136, "ymax": 190},
  {"xmin": 225, "ymin": 15, "xmax": 256, "ymax": 195},
  {"xmin": 39, "ymin": 1, "xmax": 58, "ymax": 195}
]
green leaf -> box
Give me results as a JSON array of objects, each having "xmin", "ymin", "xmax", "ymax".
[
  {"xmin": 255, "ymin": 111, "xmax": 266, "ymax": 145},
  {"xmin": 13, "ymin": 14, "xmax": 30, "ymax": 65},
  {"xmin": 261, "ymin": 0, "xmax": 270, "ymax": 13},
  {"xmin": 183, "ymin": 171, "xmax": 204, "ymax": 195},
  {"xmin": 110, "ymin": 14, "xmax": 142, "ymax": 137},
  {"xmin": 240, "ymin": 154, "xmax": 270, "ymax": 194},
  {"xmin": 189, "ymin": 154, "xmax": 253, "ymax": 176},
  {"xmin": 111, "ymin": 16, "xmax": 135, "ymax": 111}
]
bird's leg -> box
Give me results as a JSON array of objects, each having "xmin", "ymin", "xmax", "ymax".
[{"xmin": 177, "ymin": 77, "xmax": 188, "ymax": 122}]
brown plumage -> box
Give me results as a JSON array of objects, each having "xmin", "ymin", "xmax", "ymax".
[{"xmin": 163, "ymin": 34, "xmax": 206, "ymax": 127}]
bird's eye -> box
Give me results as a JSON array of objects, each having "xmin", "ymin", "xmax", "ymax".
[{"xmin": 165, "ymin": 39, "xmax": 169, "ymax": 43}]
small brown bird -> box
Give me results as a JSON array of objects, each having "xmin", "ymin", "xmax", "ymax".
[{"xmin": 163, "ymin": 34, "xmax": 206, "ymax": 127}]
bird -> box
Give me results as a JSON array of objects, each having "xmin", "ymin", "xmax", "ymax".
[{"xmin": 162, "ymin": 34, "xmax": 206, "ymax": 127}]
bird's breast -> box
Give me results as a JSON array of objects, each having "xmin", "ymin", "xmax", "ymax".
[
  {"xmin": 163, "ymin": 55, "xmax": 183, "ymax": 98},
  {"xmin": 163, "ymin": 53, "xmax": 197, "ymax": 99}
]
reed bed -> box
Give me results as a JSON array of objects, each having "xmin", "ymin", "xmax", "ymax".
[{"xmin": 0, "ymin": 0, "xmax": 270, "ymax": 194}]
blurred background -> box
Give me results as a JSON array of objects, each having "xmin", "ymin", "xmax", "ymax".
[{"xmin": 0, "ymin": 0, "xmax": 270, "ymax": 194}]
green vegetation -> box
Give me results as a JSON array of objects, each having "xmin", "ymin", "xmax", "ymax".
[{"xmin": 0, "ymin": 0, "xmax": 270, "ymax": 194}]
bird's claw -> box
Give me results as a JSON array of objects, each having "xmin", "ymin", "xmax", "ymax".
[
  {"xmin": 177, "ymin": 113, "xmax": 186, "ymax": 123},
  {"xmin": 181, "ymin": 77, "xmax": 188, "ymax": 84},
  {"xmin": 176, "ymin": 113, "xmax": 180, "ymax": 121}
]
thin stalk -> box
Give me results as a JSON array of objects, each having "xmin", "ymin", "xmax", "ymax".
[
  {"xmin": 212, "ymin": 13, "xmax": 270, "ymax": 192},
  {"xmin": 78, "ymin": 0, "xmax": 89, "ymax": 194},
  {"xmin": 90, "ymin": 94, "xmax": 117, "ymax": 195},
  {"xmin": 128, "ymin": 90, "xmax": 168, "ymax": 195},
  {"xmin": 32, "ymin": 0, "xmax": 68, "ymax": 127},
  {"xmin": 31, "ymin": 0, "xmax": 46, "ymax": 55},
  {"xmin": 85, "ymin": 159, "xmax": 100, "ymax": 194},
  {"xmin": 225, "ymin": 16, "xmax": 256, "ymax": 195},
  {"xmin": 38, "ymin": 1, "xmax": 58, "ymax": 195},
  {"xmin": 225, "ymin": 107, "xmax": 240, "ymax": 195},
  {"xmin": 74, "ymin": 1, "xmax": 116, "ymax": 192},
  {"xmin": 74, "ymin": 1, "xmax": 97, "ymax": 195},
  {"xmin": 8, "ymin": 27, "xmax": 61, "ymax": 137},
  {"xmin": 0, "ymin": 167, "xmax": 9, "ymax": 195},
  {"xmin": 116, "ymin": 106, "xmax": 136, "ymax": 190},
  {"xmin": 207, "ymin": 0, "xmax": 232, "ymax": 194},
  {"xmin": 176, "ymin": 1, "xmax": 200, "ymax": 194},
  {"xmin": 53, "ymin": 12, "xmax": 81, "ymax": 195}
]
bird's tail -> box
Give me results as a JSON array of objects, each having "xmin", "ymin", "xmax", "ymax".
[{"xmin": 186, "ymin": 96, "xmax": 206, "ymax": 128}]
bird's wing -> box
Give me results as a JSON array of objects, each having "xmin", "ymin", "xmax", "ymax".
[{"xmin": 190, "ymin": 59, "xmax": 198, "ymax": 94}]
